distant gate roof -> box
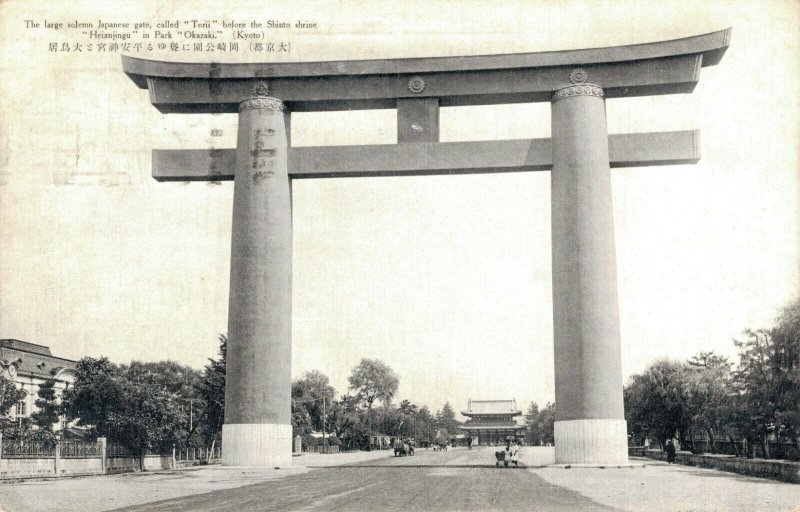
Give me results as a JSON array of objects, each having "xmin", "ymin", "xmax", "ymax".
[{"xmin": 462, "ymin": 399, "xmax": 521, "ymax": 417}]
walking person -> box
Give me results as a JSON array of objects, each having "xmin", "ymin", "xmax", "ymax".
[
  {"xmin": 508, "ymin": 438, "xmax": 521, "ymax": 467},
  {"xmin": 665, "ymin": 438, "xmax": 676, "ymax": 464},
  {"xmin": 502, "ymin": 439, "xmax": 512, "ymax": 467}
]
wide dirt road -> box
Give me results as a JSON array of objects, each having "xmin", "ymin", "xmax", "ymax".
[{"xmin": 113, "ymin": 447, "xmax": 614, "ymax": 512}]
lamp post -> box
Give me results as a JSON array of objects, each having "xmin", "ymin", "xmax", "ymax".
[
  {"xmin": 54, "ymin": 429, "xmax": 63, "ymax": 470},
  {"xmin": 179, "ymin": 397, "xmax": 195, "ymax": 433}
]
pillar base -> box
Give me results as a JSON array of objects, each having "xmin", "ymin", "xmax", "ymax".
[
  {"xmin": 222, "ymin": 423, "xmax": 292, "ymax": 467},
  {"xmin": 554, "ymin": 419, "xmax": 628, "ymax": 465}
]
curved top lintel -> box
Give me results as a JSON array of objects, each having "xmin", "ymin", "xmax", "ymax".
[{"xmin": 122, "ymin": 28, "xmax": 731, "ymax": 88}]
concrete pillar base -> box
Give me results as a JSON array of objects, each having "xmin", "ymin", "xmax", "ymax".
[
  {"xmin": 554, "ymin": 419, "xmax": 628, "ymax": 465},
  {"xmin": 221, "ymin": 423, "xmax": 293, "ymax": 467}
]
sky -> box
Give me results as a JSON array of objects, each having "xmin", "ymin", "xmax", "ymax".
[{"xmin": 1, "ymin": 0, "xmax": 798, "ymax": 419}]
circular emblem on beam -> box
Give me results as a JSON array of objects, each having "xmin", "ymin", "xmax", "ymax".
[
  {"xmin": 551, "ymin": 84, "xmax": 604, "ymax": 103},
  {"xmin": 408, "ymin": 76, "xmax": 426, "ymax": 93},
  {"xmin": 239, "ymin": 97, "xmax": 288, "ymax": 112},
  {"xmin": 570, "ymin": 68, "xmax": 588, "ymax": 84},
  {"xmin": 253, "ymin": 81, "xmax": 271, "ymax": 96}
]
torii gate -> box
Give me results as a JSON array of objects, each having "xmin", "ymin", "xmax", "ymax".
[{"xmin": 122, "ymin": 28, "xmax": 730, "ymax": 467}]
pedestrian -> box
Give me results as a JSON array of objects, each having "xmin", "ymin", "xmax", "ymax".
[
  {"xmin": 665, "ymin": 438, "xmax": 676, "ymax": 464},
  {"xmin": 509, "ymin": 439, "xmax": 521, "ymax": 467},
  {"xmin": 467, "ymin": 435, "xmax": 473, "ymax": 450}
]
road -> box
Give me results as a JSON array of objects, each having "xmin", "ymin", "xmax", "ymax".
[
  {"xmin": 112, "ymin": 447, "xmax": 613, "ymax": 512},
  {"xmin": 2, "ymin": 447, "xmax": 798, "ymax": 512}
]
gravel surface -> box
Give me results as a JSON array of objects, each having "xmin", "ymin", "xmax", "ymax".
[
  {"xmin": 531, "ymin": 457, "xmax": 800, "ymax": 512},
  {"xmin": 1, "ymin": 447, "xmax": 797, "ymax": 512},
  {"xmin": 112, "ymin": 449, "xmax": 614, "ymax": 512},
  {"xmin": 0, "ymin": 450, "xmax": 390, "ymax": 512}
]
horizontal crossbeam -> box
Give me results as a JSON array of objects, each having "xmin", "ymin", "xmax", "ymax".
[
  {"xmin": 137, "ymin": 56, "xmax": 703, "ymax": 113},
  {"xmin": 152, "ymin": 130, "xmax": 699, "ymax": 181},
  {"xmin": 123, "ymin": 29, "xmax": 730, "ymax": 113}
]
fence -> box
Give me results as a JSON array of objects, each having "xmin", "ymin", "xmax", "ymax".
[
  {"xmin": 1, "ymin": 441, "xmax": 56, "ymax": 458},
  {"xmin": 302, "ymin": 445, "xmax": 340, "ymax": 454},
  {"xmin": 174, "ymin": 444, "xmax": 221, "ymax": 463},
  {"xmin": 60, "ymin": 442, "xmax": 102, "ymax": 458},
  {"xmin": 632, "ymin": 438, "xmax": 800, "ymax": 461},
  {"xmin": 0, "ymin": 436, "xmax": 352, "ymax": 479},
  {"xmin": 687, "ymin": 439, "xmax": 800, "ymax": 461},
  {"xmin": 0, "ymin": 436, "xmax": 175, "ymax": 479},
  {"xmin": 106, "ymin": 443, "xmax": 135, "ymax": 457},
  {"xmin": 640, "ymin": 449, "xmax": 800, "ymax": 484}
]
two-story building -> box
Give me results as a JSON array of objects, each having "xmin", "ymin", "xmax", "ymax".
[{"xmin": 0, "ymin": 339, "xmax": 77, "ymax": 429}]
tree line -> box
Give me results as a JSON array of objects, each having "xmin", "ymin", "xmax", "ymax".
[
  {"xmin": 0, "ymin": 337, "xmax": 461, "ymax": 454},
  {"xmin": 5, "ymin": 295, "xmax": 793, "ymax": 458},
  {"xmin": 524, "ymin": 296, "xmax": 799, "ymax": 458},
  {"xmin": 525, "ymin": 401, "xmax": 555, "ymax": 446},
  {"xmin": 625, "ymin": 296, "xmax": 800, "ymax": 459},
  {"xmin": 292, "ymin": 358, "xmax": 458, "ymax": 450}
]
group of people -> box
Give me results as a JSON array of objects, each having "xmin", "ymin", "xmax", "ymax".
[
  {"xmin": 495, "ymin": 438, "xmax": 522, "ymax": 467},
  {"xmin": 432, "ymin": 442, "xmax": 448, "ymax": 451},
  {"xmin": 393, "ymin": 437, "xmax": 415, "ymax": 456}
]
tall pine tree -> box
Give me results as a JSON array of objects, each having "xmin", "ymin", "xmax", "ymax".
[{"xmin": 32, "ymin": 379, "xmax": 60, "ymax": 433}]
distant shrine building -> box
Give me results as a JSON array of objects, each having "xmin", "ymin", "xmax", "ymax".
[
  {"xmin": 459, "ymin": 400, "xmax": 526, "ymax": 446},
  {"xmin": 0, "ymin": 339, "xmax": 77, "ymax": 427}
]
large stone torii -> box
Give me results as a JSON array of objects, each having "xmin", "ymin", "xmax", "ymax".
[{"xmin": 122, "ymin": 28, "xmax": 730, "ymax": 467}]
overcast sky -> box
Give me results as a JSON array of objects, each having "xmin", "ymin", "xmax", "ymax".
[{"xmin": 1, "ymin": 0, "xmax": 798, "ymax": 418}]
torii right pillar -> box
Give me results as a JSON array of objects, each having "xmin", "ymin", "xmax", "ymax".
[{"xmin": 550, "ymin": 80, "xmax": 628, "ymax": 465}]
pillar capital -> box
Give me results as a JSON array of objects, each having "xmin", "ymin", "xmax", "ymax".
[
  {"xmin": 239, "ymin": 96, "xmax": 288, "ymax": 112},
  {"xmin": 551, "ymin": 83, "xmax": 604, "ymax": 103}
]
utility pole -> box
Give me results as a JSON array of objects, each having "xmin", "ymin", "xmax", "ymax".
[{"xmin": 322, "ymin": 396, "xmax": 326, "ymax": 451}]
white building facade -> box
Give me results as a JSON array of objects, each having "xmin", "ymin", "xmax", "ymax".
[{"xmin": 0, "ymin": 339, "xmax": 77, "ymax": 429}]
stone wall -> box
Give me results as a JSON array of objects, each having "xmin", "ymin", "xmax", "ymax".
[
  {"xmin": 0, "ymin": 457, "xmax": 55, "ymax": 479},
  {"xmin": 1, "ymin": 457, "xmax": 105, "ymax": 479},
  {"xmin": 1, "ymin": 452, "xmax": 173, "ymax": 479},
  {"xmin": 56, "ymin": 457, "xmax": 103, "ymax": 476},
  {"xmin": 143, "ymin": 455, "xmax": 173, "ymax": 471},
  {"xmin": 106, "ymin": 455, "xmax": 173, "ymax": 474},
  {"xmin": 638, "ymin": 449, "xmax": 800, "ymax": 484}
]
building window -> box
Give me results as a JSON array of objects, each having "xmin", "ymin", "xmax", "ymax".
[{"xmin": 16, "ymin": 399, "xmax": 26, "ymax": 417}]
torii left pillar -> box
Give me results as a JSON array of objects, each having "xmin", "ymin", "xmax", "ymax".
[
  {"xmin": 550, "ymin": 82, "xmax": 627, "ymax": 465},
  {"xmin": 222, "ymin": 96, "xmax": 293, "ymax": 466}
]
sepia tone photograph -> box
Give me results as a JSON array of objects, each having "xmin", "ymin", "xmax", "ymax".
[{"xmin": 0, "ymin": 0, "xmax": 798, "ymax": 510}]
